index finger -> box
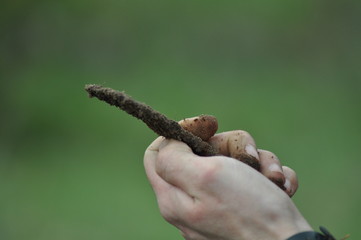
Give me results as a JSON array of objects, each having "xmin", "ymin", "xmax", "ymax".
[
  {"xmin": 208, "ymin": 130, "xmax": 260, "ymax": 171},
  {"xmin": 144, "ymin": 137, "xmax": 199, "ymax": 223},
  {"xmin": 178, "ymin": 115, "xmax": 218, "ymax": 141},
  {"xmin": 144, "ymin": 137, "xmax": 171, "ymax": 195},
  {"xmin": 155, "ymin": 139, "xmax": 220, "ymax": 197}
]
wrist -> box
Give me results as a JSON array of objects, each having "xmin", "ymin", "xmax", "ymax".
[
  {"xmin": 286, "ymin": 226, "xmax": 338, "ymax": 240},
  {"xmin": 271, "ymin": 205, "xmax": 313, "ymax": 240},
  {"xmin": 277, "ymin": 221, "xmax": 313, "ymax": 240}
]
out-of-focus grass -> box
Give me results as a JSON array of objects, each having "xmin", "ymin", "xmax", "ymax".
[{"xmin": 1, "ymin": 1, "xmax": 360, "ymax": 239}]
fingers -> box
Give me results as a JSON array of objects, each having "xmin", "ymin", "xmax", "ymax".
[
  {"xmin": 144, "ymin": 136, "xmax": 173, "ymax": 195},
  {"xmin": 148, "ymin": 138, "xmax": 226, "ymax": 200},
  {"xmin": 146, "ymin": 117, "xmax": 298, "ymax": 199},
  {"xmin": 282, "ymin": 166, "xmax": 298, "ymax": 197},
  {"xmin": 208, "ymin": 130, "xmax": 261, "ymax": 171},
  {"xmin": 155, "ymin": 139, "xmax": 210, "ymax": 196},
  {"xmin": 144, "ymin": 137, "xmax": 197, "ymax": 224},
  {"xmin": 144, "ymin": 137, "xmax": 198, "ymax": 195},
  {"xmin": 178, "ymin": 115, "xmax": 218, "ymax": 141},
  {"xmin": 258, "ymin": 150, "xmax": 285, "ymax": 189},
  {"xmin": 179, "ymin": 115, "xmax": 299, "ymax": 198},
  {"xmin": 179, "ymin": 116, "xmax": 259, "ymax": 171},
  {"xmin": 258, "ymin": 150, "xmax": 299, "ymax": 197}
]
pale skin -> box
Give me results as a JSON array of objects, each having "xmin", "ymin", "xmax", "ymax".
[{"xmin": 144, "ymin": 117, "xmax": 312, "ymax": 240}]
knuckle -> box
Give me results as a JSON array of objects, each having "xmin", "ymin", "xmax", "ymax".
[
  {"xmin": 197, "ymin": 159, "xmax": 222, "ymax": 185},
  {"xmin": 194, "ymin": 159, "xmax": 222, "ymax": 190},
  {"xmin": 266, "ymin": 151, "xmax": 278, "ymax": 159},
  {"xmin": 259, "ymin": 149, "xmax": 280, "ymax": 163},
  {"xmin": 259, "ymin": 149, "xmax": 273, "ymax": 156},
  {"xmin": 234, "ymin": 130, "xmax": 251, "ymax": 139},
  {"xmin": 184, "ymin": 203, "xmax": 206, "ymax": 223},
  {"xmin": 229, "ymin": 130, "xmax": 255, "ymax": 147}
]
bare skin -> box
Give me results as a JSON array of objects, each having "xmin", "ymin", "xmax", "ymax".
[
  {"xmin": 180, "ymin": 116, "xmax": 297, "ymax": 195},
  {"xmin": 144, "ymin": 117, "xmax": 311, "ymax": 240}
]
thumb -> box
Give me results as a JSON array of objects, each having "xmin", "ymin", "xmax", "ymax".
[{"xmin": 178, "ymin": 115, "xmax": 218, "ymax": 141}]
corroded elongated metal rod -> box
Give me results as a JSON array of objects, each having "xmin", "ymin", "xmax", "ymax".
[{"xmin": 85, "ymin": 84, "xmax": 218, "ymax": 156}]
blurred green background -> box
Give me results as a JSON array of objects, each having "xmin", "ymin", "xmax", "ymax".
[{"xmin": 1, "ymin": 0, "xmax": 360, "ymax": 239}]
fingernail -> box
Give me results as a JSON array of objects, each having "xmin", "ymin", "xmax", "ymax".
[
  {"xmin": 159, "ymin": 139, "xmax": 170, "ymax": 149},
  {"xmin": 284, "ymin": 179, "xmax": 291, "ymax": 190},
  {"xmin": 245, "ymin": 144, "xmax": 259, "ymax": 160},
  {"xmin": 269, "ymin": 163, "xmax": 283, "ymax": 173}
]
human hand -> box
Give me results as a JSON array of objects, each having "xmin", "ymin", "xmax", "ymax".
[
  {"xmin": 179, "ymin": 116, "xmax": 298, "ymax": 197},
  {"xmin": 144, "ymin": 117, "xmax": 312, "ymax": 240}
]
